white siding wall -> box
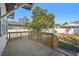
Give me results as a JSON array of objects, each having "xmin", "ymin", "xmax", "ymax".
[
  {"xmin": 0, "ymin": 34, "xmax": 7, "ymax": 55},
  {"xmin": 69, "ymin": 28, "xmax": 79, "ymax": 34},
  {"xmin": 55, "ymin": 28, "xmax": 79, "ymax": 34},
  {"xmin": 0, "ymin": 3, "xmax": 7, "ymax": 55},
  {"xmin": 55, "ymin": 28, "xmax": 66, "ymax": 33}
]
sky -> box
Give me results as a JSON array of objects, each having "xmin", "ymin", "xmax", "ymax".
[{"xmin": 15, "ymin": 3, "xmax": 79, "ymax": 24}]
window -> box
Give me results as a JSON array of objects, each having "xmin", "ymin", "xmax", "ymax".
[
  {"xmin": 2, "ymin": 19, "xmax": 5, "ymax": 34},
  {"xmin": 2, "ymin": 19, "xmax": 7, "ymax": 34},
  {"xmin": 0, "ymin": 7, "xmax": 1, "ymax": 16},
  {"xmin": 0, "ymin": 7, "xmax": 7, "ymax": 36},
  {"xmin": 0, "ymin": 7, "xmax": 1, "ymax": 36},
  {"xmin": 0, "ymin": 21, "xmax": 1, "ymax": 36}
]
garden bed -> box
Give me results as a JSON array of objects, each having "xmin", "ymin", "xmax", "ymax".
[{"xmin": 59, "ymin": 40, "xmax": 79, "ymax": 52}]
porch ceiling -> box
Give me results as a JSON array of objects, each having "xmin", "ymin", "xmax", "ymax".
[{"xmin": 5, "ymin": 3, "xmax": 33, "ymax": 13}]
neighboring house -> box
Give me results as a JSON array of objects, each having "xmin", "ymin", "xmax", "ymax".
[
  {"xmin": 54, "ymin": 24, "xmax": 66, "ymax": 33},
  {"xmin": 0, "ymin": 3, "xmax": 33, "ymax": 55},
  {"xmin": 55, "ymin": 21, "xmax": 79, "ymax": 34},
  {"xmin": 63, "ymin": 21, "xmax": 79, "ymax": 34}
]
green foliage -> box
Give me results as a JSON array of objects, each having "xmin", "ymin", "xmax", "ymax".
[
  {"xmin": 63, "ymin": 22, "xmax": 68, "ymax": 25},
  {"xmin": 19, "ymin": 16, "xmax": 30, "ymax": 27},
  {"xmin": 29, "ymin": 6, "xmax": 55, "ymax": 32},
  {"xmin": 59, "ymin": 40, "xmax": 79, "ymax": 52}
]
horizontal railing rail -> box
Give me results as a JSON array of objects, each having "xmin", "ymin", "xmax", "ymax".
[{"xmin": 8, "ymin": 31, "xmax": 31, "ymax": 40}]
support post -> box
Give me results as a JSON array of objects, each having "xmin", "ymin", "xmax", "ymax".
[
  {"xmin": 9, "ymin": 33, "xmax": 10, "ymax": 41},
  {"xmin": 51, "ymin": 34, "xmax": 59, "ymax": 49}
]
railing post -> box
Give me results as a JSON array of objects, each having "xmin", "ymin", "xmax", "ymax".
[
  {"xmin": 27, "ymin": 31, "xmax": 29, "ymax": 37},
  {"xmin": 9, "ymin": 32, "xmax": 10, "ymax": 41},
  {"xmin": 20, "ymin": 32, "xmax": 22, "ymax": 39},
  {"xmin": 51, "ymin": 34, "xmax": 59, "ymax": 49}
]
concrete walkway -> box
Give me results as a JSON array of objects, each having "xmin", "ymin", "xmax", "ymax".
[{"xmin": 2, "ymin": 37, "xmax": 65, "ymax": 56}]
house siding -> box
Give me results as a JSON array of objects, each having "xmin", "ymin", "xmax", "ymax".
[
  {"xmin": 0, "ymin": 3, "xmax": 7, "ymax": 55},
  {"xmin": 55, "ymin": 28, "xmax": 79, "ymax": 34}
]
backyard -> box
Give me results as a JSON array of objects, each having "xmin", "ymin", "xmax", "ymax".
[
  {"xmin": 56, "ymin": 33, "xmax": 79, "ymax": 55},
  {"xmin": 5, "ymin": 3, "xmax": 79, "ymax": 56}
]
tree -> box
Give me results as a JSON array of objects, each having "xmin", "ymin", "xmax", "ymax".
[
  {"xmin": 19, "ymin": 16, "xmax": 30, "ymax": 23},
  {"xmin": 29, "ymin": 6, "xmax": 55, "ymax": 32},
  {"xmin": 19, "ymin": 16, "xmax": 30, "ymax": 26},
  {"xmin": 27, "ymin": 6, "xmax": 55, "ymax": 40},
  {"xmin": 63, "ymin": 22, "xmax": 68, "ymax": 25}
]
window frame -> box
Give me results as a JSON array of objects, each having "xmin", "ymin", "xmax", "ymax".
[{"xmin": 0, "ymin": 7, "xmax": 1, "ymax": 36}]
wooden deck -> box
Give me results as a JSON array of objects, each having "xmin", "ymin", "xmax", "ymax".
[{"xmin": 2, "ymin": 37, "xmax": 65, "ymax": 56}]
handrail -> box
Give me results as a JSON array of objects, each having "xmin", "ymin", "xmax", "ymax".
[{"xmin": 8, "ymin": 31, "xmax": 31, "ymax": 33}]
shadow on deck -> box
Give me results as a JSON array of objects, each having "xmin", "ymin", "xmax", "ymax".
[{"xmin": 2, "ymin": 37, "xmax": 65, "ymax": 56}]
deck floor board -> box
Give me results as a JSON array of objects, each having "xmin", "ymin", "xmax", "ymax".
[{"xmin": 2, "ymin": 37, "xmax": 65, "ymax": 56}]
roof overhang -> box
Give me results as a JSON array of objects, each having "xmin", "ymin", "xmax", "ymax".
[
  {"xmin": 62, "ymin": 24, "xmax": 79, "ymax": 28},
  {"xmin": 5, "ymin": 3, "xmax": 33, "ymax": 13}
]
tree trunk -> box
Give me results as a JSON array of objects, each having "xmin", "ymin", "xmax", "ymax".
[{"xmin": 37, "ymin": 31, "xmax": 40, "ymax": 41}]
